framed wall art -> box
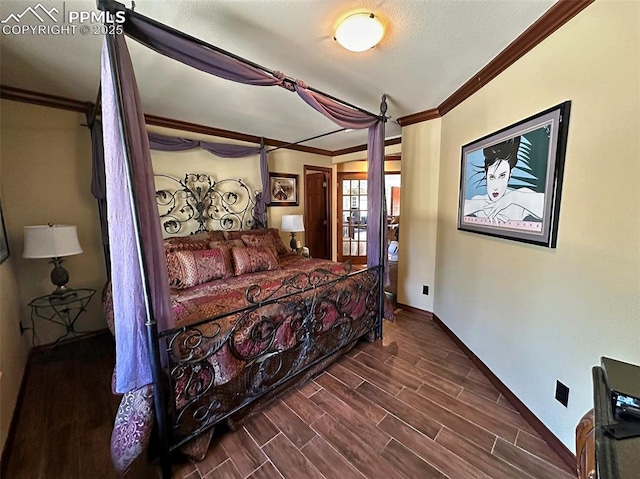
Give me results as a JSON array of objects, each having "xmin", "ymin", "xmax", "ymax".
[
  {"xmin": 269, "ymin": 172, "xmax": 299, "ymax": 206},
  {"xmin": 457, "ymin": 101, "xmax": 571, "ymax": 248},
  {"xmin": 0, "ymin": 200, "xmax": 9, "ymax": 264}
]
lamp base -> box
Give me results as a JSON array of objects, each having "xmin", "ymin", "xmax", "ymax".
[
  {"xmin": 289, "ymin": 233, "xmax": 297, "ymax": 251},
  {"xmin": 50, "ymin": 258, "xmax": 71, "ymax": 296}
]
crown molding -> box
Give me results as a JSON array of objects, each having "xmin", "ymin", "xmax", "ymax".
[
  {"xmin": 144, "ymin": 114, "xmax": 333, "ymax": 156},
  {"xmin": 0, "ymin": 84, "xmax": 396, "ymax": 157},
  {"xmin": 397, "ymin": 0, "xmax": 594, "ymax": 126},
  {"xmin": 396, "ymin": 108, "xmax": 440, "ymax": 128},
  {"xmin": 332, "ymin": 136, "xmax": 402, "ymax": 157},
  {"xmin": 0, "ymin": 85, "xmax": 89, "ymax": 113},
  {"xmin": 1, "ymin": 85, "xmax": 335, "ymax": 156}
]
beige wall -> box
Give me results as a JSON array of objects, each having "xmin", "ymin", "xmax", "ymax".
[
  {"xmin": 336, "ymin": 160, "xmax": 401, "ymax": 173},
  {"xmin": 0, "ymin": 255, "xmax": 26, "ymax": 454},
  {"xmin": 401, "ymin": 0, "xmax": 640, "ymax": 451},
  {"xmin": 0, "ymin": 100, "xmax": 108, "ymax": 451},
  {"xmin": 399, "ymin": 119, "xmax": 441, "ymax": 312}
]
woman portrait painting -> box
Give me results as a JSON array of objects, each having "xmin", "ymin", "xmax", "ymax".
[
  {"xmin": 463, "ymin": 131, "xmax": 548, "ymax": 227},
  {"xmin": 457, "ymin": 101, "xmax": 570, "ymax": 247}
]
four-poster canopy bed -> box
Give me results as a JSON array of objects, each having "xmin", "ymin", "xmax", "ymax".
[{"xmin": 94, "ymin": 0, "xmax": 390, "ymax": 476}]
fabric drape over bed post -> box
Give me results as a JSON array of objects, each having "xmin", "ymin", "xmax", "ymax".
[
  {"xmin": 292, "ymin": 81, "xmax": 386, "ymax": 275},
  {"xmin": 147, "ymin": 131, "xmax": 269, "ymax": 227},
  {"xmin": 102, "ymin": 31, "xmax": 173, "ymax": 476},
  {"xmin": 87, "ymin": 114, "xmax": 112, "ymax": 274},
  {"xmin": 102, "ymin": 32, "xmax": 173, "ymax": 389}
]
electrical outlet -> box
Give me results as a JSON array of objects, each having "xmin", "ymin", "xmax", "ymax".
[
  {"xmin": 555, "ymin": 380, "xmax": 569, "ymax": 407},
  {"xmin": 422, "ymin": 285, "xmax": 429, "ymax": 295}
]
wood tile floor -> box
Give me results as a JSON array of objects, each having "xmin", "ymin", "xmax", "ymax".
[{"xmin": 3, "ymin": 310, "xmax": 577, "ymax": 478}]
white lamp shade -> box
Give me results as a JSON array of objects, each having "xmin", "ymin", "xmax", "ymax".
[
  {"xmin": 23, "ymin": 225, "xmax": 83, "ymax": 259},
  {"xmin": 281, "ymin": 215, "xmax": 305, "ymax": 232},
  {"xmin": 334, "ymin": 13, "xmax": 385, "ymax": 52}
]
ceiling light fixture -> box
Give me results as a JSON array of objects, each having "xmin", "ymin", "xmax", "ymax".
[{"xmin": 334, "ymin": 13, "xmax": 385, "ymax": 52}]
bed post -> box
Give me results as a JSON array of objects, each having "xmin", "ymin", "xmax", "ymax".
[
  {"xmin": 377, "ymin": 94, "xmax": 388, "ymax": 340},
  {"xmin": 104, "ymin": 32, "xmax": 173, "ymax": 479}
]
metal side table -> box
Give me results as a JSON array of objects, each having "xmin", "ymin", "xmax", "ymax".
[{"xmin": 28, "ymin": 288, "xmax": 96, "ymax": 347}]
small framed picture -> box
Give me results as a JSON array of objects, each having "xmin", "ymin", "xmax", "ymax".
[
  {"xmin": 458, "ymin": 101, "xmax": 571, "ymax": 248},
  {"xmin": 0, "ymin": 200, "xmax": 9, "ymax": 264},
  {"xmin": 269, "ymin": 173, "xmax": 299, "ymax": 207}
]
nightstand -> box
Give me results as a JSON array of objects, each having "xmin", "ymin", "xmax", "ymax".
[{"xmin": 27, "ymin": 288, "xmax": 96, "ymax": 346}]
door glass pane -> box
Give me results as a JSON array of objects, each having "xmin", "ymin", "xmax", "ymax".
[{"xmin": 339, "ymin": 176, "xmax": 370, "ymax": 260}]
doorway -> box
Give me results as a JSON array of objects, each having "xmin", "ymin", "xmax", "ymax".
[
  {"xmin": 304, "ymin": 165, "xmax": 332, "ymax": 260},
  {"xmin": 385, "ymin": 173, "xmax": 401, "ymax": 301},
  {"xmin": 337, "ymin": 172, "xmax": 368, "ymax": 264}
]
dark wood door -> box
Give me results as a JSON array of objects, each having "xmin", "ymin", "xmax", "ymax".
[{"xmin": 305, "ymin": 168, "xmax": 330, "ymax": 259}]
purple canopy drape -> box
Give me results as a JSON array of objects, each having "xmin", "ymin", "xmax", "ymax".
[
  {"xmin": 293, "ymin": 81, "xmax": 385, "ymax": 270},
  {"xmin": 87, "ymin": 118, "xmax": 111, "ymax": 273},
  {"xmin": 101, "ymin": 6, "xmax": 385, "ymax": 393},
  {"xmin": 102, "ymin": 35, "xmax": 173, "ymax": 393},
  {"xmin": 147, "ymin": 132, "xmax": 270, "ymax": 221},
  {"xmin": 124, "ymin": 14, "xmax": 288, "ymax": 89}
]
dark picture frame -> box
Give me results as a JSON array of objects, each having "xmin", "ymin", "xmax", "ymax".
[
  {"xmin": 269, "ymin": 172, "xmax": 299, "ymax": 206},
  {"xmin": 457, "ymin": 101, "xmax": 571, "ymax": 248},
  {"xmin": 0, "ymin": 200, "xmax": 9, "ymax": 264}
]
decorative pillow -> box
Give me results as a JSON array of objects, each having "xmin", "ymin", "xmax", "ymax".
[
  {"xmin": 167, "ymin": 247, "xmax": 232, "ymax": 288},
  {"xmin": 163, "ymin": 231, "xmax": 226, "ymax": 254},
  {"xmin": 241, "ymin": 234, "xmax": 278, "ymax": 258},
  {"xmin": 111, "ymin": 385, "xmax": 154, "ymax": 475},
  {"xmin": 231, "ymin": 246, "xmax": 279, "ymax": 275},
  {"xmin": 266, "ymin": 228, "xmax": 290, "ymax": 256},
  {"xmin": 224, "ymin": 228, "xmax": 289, "ymax": 256},
  {"xmin": 209, "ymin": 239, "xmax": 245, "ymax": 250}
]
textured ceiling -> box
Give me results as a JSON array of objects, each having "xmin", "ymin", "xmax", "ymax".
[{"xmin": 0, "ymin": 0, "xmax": 556, "ymax": 151}]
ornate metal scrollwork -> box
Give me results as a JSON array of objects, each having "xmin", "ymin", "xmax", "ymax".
[
  {"xmin": 161, "ymin": 265, "xmax": 381, "ymax": 444},
  {"xmin": 155, "ymin": 173, "xmax": 263, "ymax": 235}
]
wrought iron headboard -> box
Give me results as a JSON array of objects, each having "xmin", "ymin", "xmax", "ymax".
[{"xmin": 155, "ymin": 173, "xmax": 264, "ymax": 236}]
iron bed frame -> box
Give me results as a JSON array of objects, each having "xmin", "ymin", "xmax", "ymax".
[
  {"xmin": 98, "ymin": 2, "xmax": 388, "ymax": 476},
  {"xmin": 152, "ymin": 172, "xmax": 383, "ymax": 464}
]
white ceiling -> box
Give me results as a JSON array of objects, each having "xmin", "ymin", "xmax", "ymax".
[{"xmin": 0, "ymin": 0, "xmax": 557, "ymax": 152}]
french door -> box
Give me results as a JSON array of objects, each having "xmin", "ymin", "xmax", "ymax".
[{"xmin": 338, "ymin": 173, "xmax": 368, "ymax": 264}]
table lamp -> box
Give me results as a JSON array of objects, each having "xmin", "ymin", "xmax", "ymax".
[
  {"xmin": 23, "ymin": 224, "xmax": 83, "ymax": 296},
  {"xmin": 281, "ymin": 215, "xmax": 305, "ymax": 251}
]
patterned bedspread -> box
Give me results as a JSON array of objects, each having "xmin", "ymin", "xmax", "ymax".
[
  {"xmin": 169, "ymin": 254, "xmax": 347, "ymax": 327},
  {"xmin": 110, "ymin": 255, "xmax": 385, "ymax": 473},
  {"xmin": 165, "ymin": 255, "xmax": 383, "ymax": 439}
]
